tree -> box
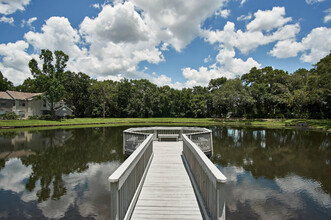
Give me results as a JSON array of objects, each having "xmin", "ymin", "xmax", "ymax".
[
  {"xmin": 88, "ymin": 80, "xmax": 118, "ymax": 118},
  {"xmin": 0, "ymin": 71, "xmax": 14, "ymax": 91},
  {"xmin": 61, "ymin": 71, "xmax": 92, "ymax": 117},
  {"xmin": 213, "ymin": 79, "xmax": 255, "ymax": 117},
  {"xmin": 28, "ymin": 49, "xmax": 68, "ymax": 118}
]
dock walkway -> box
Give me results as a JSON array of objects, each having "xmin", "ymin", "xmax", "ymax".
[
  {"xmin": 131, "ymin": 141, "xmax": 202, "ymax": 219},
  {"xmin": 109, "ymin": 127, "xmax": 227, "ymax": 220}
]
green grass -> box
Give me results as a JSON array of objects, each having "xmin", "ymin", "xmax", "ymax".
[{"xmin": 0, "ymin": 118, "xmax": 329, "ymax": 132}]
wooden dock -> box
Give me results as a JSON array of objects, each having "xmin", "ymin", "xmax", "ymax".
[
  {"xmin": 131, "ymin": 141, "xmax": 203, "ymax": 219},
  {"xmin": 109, "ymin": 127, "xmax": 226, "ymax": 220}
]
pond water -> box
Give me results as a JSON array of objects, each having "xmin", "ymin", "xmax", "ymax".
[{"xmin": 0, "ymin": 126, "xmax": 330, "ymax": 219}]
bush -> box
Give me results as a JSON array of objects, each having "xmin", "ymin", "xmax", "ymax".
[
  {"xmin": 1, "ymin": 112, "xmax": 19, "ymax": 120},
  {"xmin": 65, "ymin": 115, "xmax": 75, "ymax": 119},
  {"xmin": 28, "ymin": 116, "xmax": 39, "ymax": 120},
  {"xmin": 38, "ymin": 114, "xmax": 52, "ymax": 120}
]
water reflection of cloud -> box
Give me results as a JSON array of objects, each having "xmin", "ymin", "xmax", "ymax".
[
  {"xmin": 222, "ymin": 166, "xmax": 331, "ymax": 220},
  {"xmin": 276, "ymin": 175, "xmax": 331, "ymax": 208},
  {"xmin": 36, "ymin": 161, "xmax": 120, "ymax": 219},
  {"xmin": 0, "ymin": 158, "xmax": 32, "ymax": 193},
  {"xmin": 0, "ymin": 157, "xmax": 121, "ymax": 219}
]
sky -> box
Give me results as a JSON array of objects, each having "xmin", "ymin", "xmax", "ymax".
[{"xmin": 0, "ymin": 0, "xmax": 330, "ymax": 88}]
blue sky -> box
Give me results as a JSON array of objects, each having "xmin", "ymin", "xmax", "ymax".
[{"xmin": 0, "ymin": 0, "xmax": 330, "ymax": 88}]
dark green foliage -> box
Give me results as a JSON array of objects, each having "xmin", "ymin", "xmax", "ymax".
[
  {"xmin": 11, "ymin": 50, "xmax": 331, "ymax": 119},
  {"xmin": 0, "ymin": 71, "xmax": 13, "ymax": 91},
  {"xmin": 1, "ymin": 112, "xmax": 19, "ymax": 120},
  {"xmin": 38, "ymin": 114, "xmax": 52, "ymax": 120},
  {"xmin": 28, "ymin": 49, "xmax": 67, "ymax": 119}
]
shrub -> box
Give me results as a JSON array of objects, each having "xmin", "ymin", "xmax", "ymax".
[
  {"xmin": 65, "ymin": 115, "xmax": 75, "ymax": 119},
  {"xmin": 28, "ymin": 116, "xmax": 39, "ymax": 120},
  {"xmin": 1, "ymin": 112, "xmax": 19, "ymax": 120},
  {"xmin": 38, "ymin": 114, "xmax": 52, "ymax": 120}
]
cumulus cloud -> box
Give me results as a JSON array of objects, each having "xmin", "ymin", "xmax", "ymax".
[
  {"xmin": 0, "ymin": 0, "xmax": 30, "ymax": 15},
  {"xmin": 270, "ymin": 27, "xmax": 331, "ymax": 63},
  {"xmin": 185, "ymin": 6, "xmax": 300, "ymax": 86},
  {"xmin": 247, "ymin": 7, "xmax": 292, "ymax": 32},
  {"xmin": 300, "ymin": 27, "xmax": 331, "ymax": 63},
  {"xmin": 80, "ymin": 2, "xmax": 151, "ymax": 44},
  {"xmin": 0, "ymin": 40, "xmax": 37, "ymax": 84},
  {"xmin": 24, "ymin": 16, "xmax": 82, "ymax": 58},
  {"xmin": 0, "ymin": 15, "xmax": 13, "ymax": 24},
  {"xmin": 269, "ymin": 39, "xmax": 304, "ymax": 58},
  {"xmin": 324, "ymin": 8, "xmax": 331, "ymax": 23},
  {"xmin": 132, "ymin": 0, "xmax": 228, "ymax": 51}
]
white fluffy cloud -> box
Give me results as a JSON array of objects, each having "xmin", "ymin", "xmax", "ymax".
[
  {"xmin": 24, "ymin": 16, "xmax": 82, "ymax": 58},
  {"xmin": 132, "ymin": 0, "xmax": 228, "ymax": 51},
  {"xmin": 300, "ymin": 27, "xmax": 331, "ymax": 63},
  {"xmin": 270, "ymin": 27, "xmax": 331, "ymax": 63},
  {"xmin": 0, "ymin": 15, "xmax": 13, "ymax": 24},
  {"xmin": 0, "ymin": 40, "xmax": 37, "ymax": 84},
  {"xmin": 77, "ymin": 2, "xmax": 164, "ymax": 78},
  {"xmin": 269, "ymin": 39, "xmax": 304, "ymax": 58},
  {"xmin": 246, "ymin": 7, "xmax": 292, "ymax": 32},
  {"xmin": 80, "ymin": 2, "xmax": 151, "ymax": 44},
  {"xmin": 184, "ymin": 6, "xmax": 300, "ymax": 87},
  {"xmin": 0, "ymin": 0, "xmax": 30, "ymax": 15}
]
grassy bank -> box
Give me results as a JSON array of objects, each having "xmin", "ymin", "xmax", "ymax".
[{"xmin": 0, "ymin": 118, "xmax": 330, "ymax": 131}]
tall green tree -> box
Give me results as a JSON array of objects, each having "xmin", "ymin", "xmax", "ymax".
[
  {"xmin": 0, "ymin": 71, "xmax": 14, "ymax": 91},
  {"xmin": 88, "ymin": 80, "xmax": 118, "ymax": 118},
  {"xmin": 61, "ymin": 71, "xmax": 92, "ymax": 117},
  {"xmin": 213, "ymin": 78, "xmax": 255, "ymax": 117},
  {"xmin": 28, "ymin": 49, "xmax": 68, "ymax": 118}
]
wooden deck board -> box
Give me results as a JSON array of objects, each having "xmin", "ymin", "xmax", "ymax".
[{"xmin": 131, "ymin": 141, "xmax": 203, "ymax": 220}]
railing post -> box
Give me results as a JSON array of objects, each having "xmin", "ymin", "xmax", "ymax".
[
  {"xmin": 154, "ymin": 129, "xmax": 157, "ymax": 141},
  {"xmin": 110, "ymin": 181, "xmax": 119, "ymax": 220},
  {"xmin": 217, "ymin": 182, "xmax": 226, "ymax": 220}
]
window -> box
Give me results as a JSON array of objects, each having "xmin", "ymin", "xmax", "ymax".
[
  {"xmin": 43, "ymin": 100, "xmax": 47, "ymax": 107},
  {"xmin": 0, "ymin": 101, "xmax": 6, "ymax": 107},
  {"xmin": 13, "ymin": 101, "xmax": 15, "ymax": 106},
  {"xmin": 19, "ymin": 101, "xmax": 25, "ymax": 107}
]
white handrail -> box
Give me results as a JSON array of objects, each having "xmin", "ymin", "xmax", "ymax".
[
  {"xmin": 182, "ymin": 134, "xmax": 227, "ymax": 220},
  {"xmin": 109, "ymin": 134, "xmax": 154, "ymax": 220}
]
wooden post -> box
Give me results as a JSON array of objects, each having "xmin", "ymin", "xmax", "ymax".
[{"xmin": 110, "ymin": 181, "xmax": 119, "ymax": 220}]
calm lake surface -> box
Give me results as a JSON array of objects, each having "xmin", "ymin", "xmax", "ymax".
[{"xmin": 0, "ymin": 126, "xmax": 330, "ymax": 219}]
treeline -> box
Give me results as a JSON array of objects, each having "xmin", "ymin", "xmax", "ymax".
[{"xmin": 0, "ymin": 50, "xmax": 330, "ymax": 119}]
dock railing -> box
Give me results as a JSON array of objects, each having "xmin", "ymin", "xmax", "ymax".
[
  {"xmin": 123, "ymin": 127, "xmax": 213, "ymax": 156},
  {"xmin": 108, "ymin": 134, "xmax": 154, "ymax": 220},
  {"xmin": 182, "ymin": 134, "xmax": 227, "ymax": 220}
]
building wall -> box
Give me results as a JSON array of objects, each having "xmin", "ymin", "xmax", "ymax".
[
  {"xmin": 1, "ymin": 99, "xmax": 50, "ymax": 118},
  {"xmin": 0, "ymin": 99, "xmax": 15, "ymax": 115},
  {"xmin": 55, "ymin": 107, "xmax": 73, "ymax": 117}
]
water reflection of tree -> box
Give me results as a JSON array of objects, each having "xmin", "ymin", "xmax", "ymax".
[
  {"xmin": 20, "ymin": 127, "xmax": 125, "ymax": 202},
  {"xmin": 212, "ymin": 127, "xmax": 331, "ymax": 194}
]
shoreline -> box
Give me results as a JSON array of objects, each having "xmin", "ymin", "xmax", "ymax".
[{"xmin": 0, "ymin": 118, "xmax": 330, "ymax": 132}]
